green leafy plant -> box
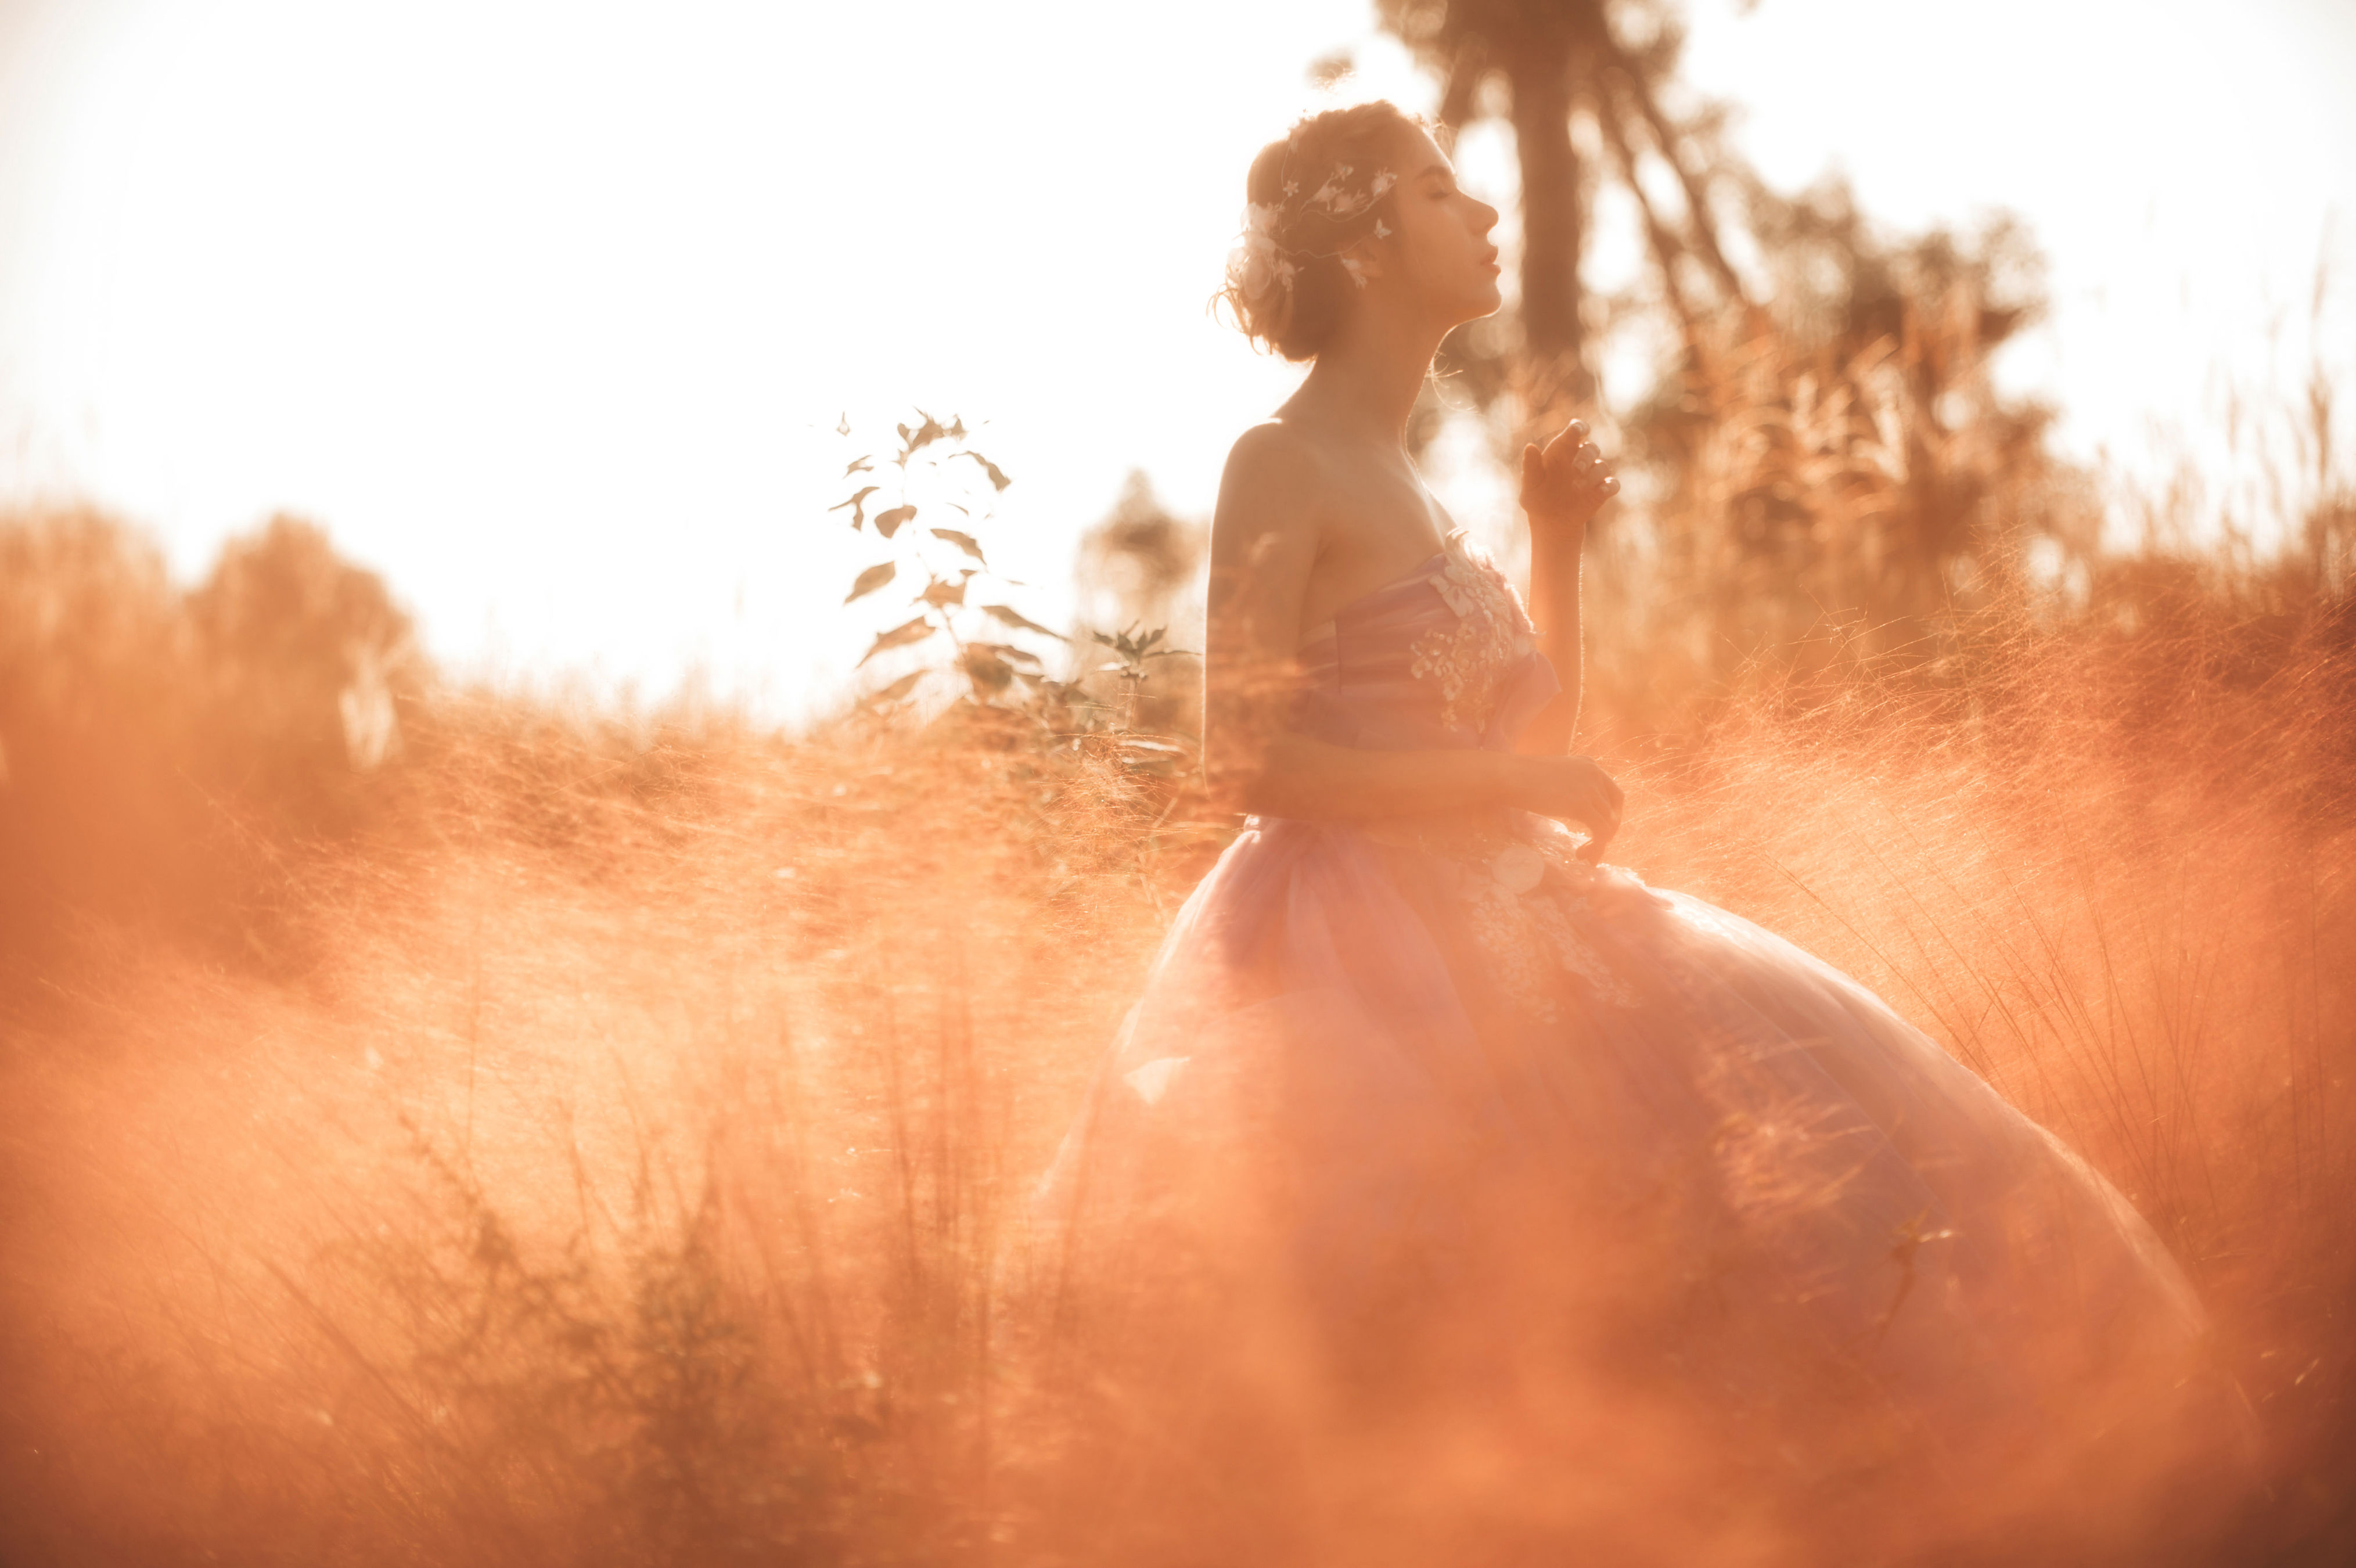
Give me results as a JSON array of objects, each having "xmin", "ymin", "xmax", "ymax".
[
  {"xmin": 825, "ymin": 411, "xmax": 1063, "ymax": 708},
  {"xmin": 1087, "ymin": 623, "xmax": 1197, "ymax": 763}
]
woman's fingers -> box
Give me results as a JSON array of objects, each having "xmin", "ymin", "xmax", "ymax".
[
  {"xmin": 1578, "ymin": 776, "xmax": 1620, "ymax": 861},
  {"xmin": 1502, "ymin": 757, "xmax": 1621, "ymax": 860},
  {"xmin": 1524, "ymin": 422, "xmax": 1623, "ymax": 516},
  {"xmin": 1547, "ymin": 434, "xmax": 1593, "ymax": 472},
  {"xmin": 1555, "ymin": 436, "xmax": 1613, "ymax": 490},
  {"xmin": 1575, "ymin": 779, "xmax": 1614, "ymax": 857},
  {"xmin": 1548, "ymin": 756, "xmax": 1621, "ymax": 851}
]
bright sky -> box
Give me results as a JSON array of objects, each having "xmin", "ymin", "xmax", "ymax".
[{"xmin": 1, "ymin": 0, "xmax": 2349, "ymax": 721}]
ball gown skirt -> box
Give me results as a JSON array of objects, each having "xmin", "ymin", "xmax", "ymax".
[{"xmin": 1024, "ymin": 531, "xmax": 2228, "ymax": 1549}]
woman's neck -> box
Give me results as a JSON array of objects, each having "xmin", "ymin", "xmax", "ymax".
[{"xmin": 1285, "ymin": 297, "xmax": 1447, "ymax": 451}]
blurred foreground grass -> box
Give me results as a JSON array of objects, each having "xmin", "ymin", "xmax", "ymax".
[{"xmin": 1, "ymin": 502, "xmax": 2353, "ymax": 1565}]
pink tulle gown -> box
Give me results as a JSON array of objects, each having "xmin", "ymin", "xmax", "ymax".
[{"xmin": 1030, "ymin": 529, "xmax": 2226, "ymax": 1547}]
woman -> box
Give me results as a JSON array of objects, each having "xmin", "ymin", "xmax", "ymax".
[{"xmin": 1030, "ymin": 102, "xmax": 2228, "ymax": 1561}]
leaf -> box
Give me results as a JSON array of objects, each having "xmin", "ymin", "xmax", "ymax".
[
  {"xmin": 844, "ymin": 455, "xmax": 873, "ymax": 476},
  {"xmin": 919, "ymin": 576, "xmax": 966, "ymax": 609},
  {"xmin": 902, "ymin": 411, "xmax": 949, "ymax": 461},
  {"xmin": 958, "ymin": 643, "xmax": 1015, "ymax": 693},
  {"xmin": 973, "ymin": 640, "xmax": 1041, "ymax": 667},
  {"xmin": 830, "ymin": 485, "xmax": 880, "ymax": 530},
  {"xmin": 929, "ymin": 527, "xmax": 987, "ymax": 566},
  {"xmin": 836, "ymin": 411, "xmax": 851, "ymax": 437},
  {"xmin": 869, "ymin": 670, "xmax": 923, "ymax": 703},
  {"xmin": 874, "ymin": 504, "xmax": 918, "ymax": 539},
  {"xmin": 844, "ymin": 560, "xmax": 897, "ymax": 604},
  {"xmin": 857, "ymin": 616, "xmax": 934, "ymax": 667},
  {"xmin": 1092, "ymin": 622, "xmax": 1181, "ymax": 663},
  {"xmin": 955, "ymin": 449, "xmax": 1013, "ymax": 492},
  {"xmin": 981, "ymin": 604, "xmax": 1066, "ymax": 640}
]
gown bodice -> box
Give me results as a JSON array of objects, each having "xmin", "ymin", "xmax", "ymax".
[{"xmin": 1291, "ymin": 530, "xmax": 1560, "ymax": 756}]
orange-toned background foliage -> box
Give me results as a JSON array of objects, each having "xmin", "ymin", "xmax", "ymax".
[{"xmin": 2, "ymin": 288, "xmax": 2353, "ymax": 1561}]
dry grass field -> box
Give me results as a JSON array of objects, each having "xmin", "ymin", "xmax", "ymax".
[{"xmin": 1, "ymin": 467, "xmax": 2351, "ymax": 1563}]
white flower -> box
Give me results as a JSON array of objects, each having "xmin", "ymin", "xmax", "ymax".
[
  {"xmin": 1340, "ymin": 254, "xmax": 1367, "ymax": 289},
  {"xmin": 1240, "ymin": 247, "xmax": 1274, "ymax": 300},
  {"xmin": 1233, "ymin": 217, "xmax": 1299, "ymax": 305},
  {"xmin": 1373, "ymin": 220, "xmax": 1393, "ymax": 240},
  {"xmin": 1491, "ymin": 845, "xmax": 1545, "ymax": 894}
]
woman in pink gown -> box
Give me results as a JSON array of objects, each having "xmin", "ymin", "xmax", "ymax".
[{"xmin": 1028, "ymin": 102, "xmax": 2232, "ymax": 1563}]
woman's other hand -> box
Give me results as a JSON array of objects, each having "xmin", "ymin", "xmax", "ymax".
[
  {"xmin": 1519, "ymin": 418, "xmax": 1618, "ymax": 534},
  {"xmin": 1499, "ymin": 752, "xmax": 1624, "ymax": 862}
]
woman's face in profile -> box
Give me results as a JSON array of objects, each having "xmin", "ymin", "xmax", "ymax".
[{"xmin": 1373, "ymin": 125, "xmax": 1503, "ymax": 327}]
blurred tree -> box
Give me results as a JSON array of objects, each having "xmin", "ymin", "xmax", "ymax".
[
  {"xmin": 188, "ymin": 515, "xmax": 424, "ymax": 832},
  {"xmin": 1605, "ymin": 185, "xmax": 2071, "ymax": 686},
  {"xmin": 0, "ymin": 508, "xmax": 420, "ymax": 965},
  {"xmin": 1372, "ymin": 1, "xmax": 2085, "ymax": 717},
  {"xmin": 0, "ymin": 509, "xmax": 200, "ymax": 952},
  {"xmin": 1375, "ymin": 0, "xmax": 1749, "ymax": 413}
]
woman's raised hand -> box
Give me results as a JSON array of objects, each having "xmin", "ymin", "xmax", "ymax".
[
  {"xmin": 1519, "ymin": 418, "xmax": 1618, "ymax": 533},
  {"xmin": 1499, "ymin": 753, "xmax": 1624, "ymax": 862}
]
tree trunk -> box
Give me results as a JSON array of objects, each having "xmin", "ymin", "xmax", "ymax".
[{"xmin": 1506, "ymin": 52, "xmax": 1585, "ymax": 390}]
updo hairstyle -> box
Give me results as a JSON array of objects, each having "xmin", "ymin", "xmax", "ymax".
[{"xmin": 1219, "ymin": 101, "xmax": 1422, "ymax": 362}]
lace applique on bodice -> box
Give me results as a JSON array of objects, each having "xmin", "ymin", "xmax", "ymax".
[{"xmin": 1408, "ymin": 532, "xmax": 1538, "ymax": 731}]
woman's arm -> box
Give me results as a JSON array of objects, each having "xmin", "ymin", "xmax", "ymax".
[
  {"xmin": 1514, "ymin": 418, "xmax": 1617, "ymax": 758},
  {"xmin": 1243, "ymin": 732, "xmax": 1523, "ymax": 820}
]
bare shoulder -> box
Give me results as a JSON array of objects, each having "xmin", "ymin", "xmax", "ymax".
[{"xmin": 1212, "ymin": 420, "xmax": 1327, "ymax": 571}]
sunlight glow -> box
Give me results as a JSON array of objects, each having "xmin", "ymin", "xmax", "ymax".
[{"xmin": 0, "ymin": 0, "xmax": 2347, "ymax": 716}]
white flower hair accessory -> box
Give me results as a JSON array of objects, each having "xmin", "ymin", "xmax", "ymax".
[
  {"xmin": 1228, "ymin": 156, "xmax": 1399, "ymax": 307},
  {"xmin": 1236, "ymin": 202, "xmax": 1300, "ymax": 307}
]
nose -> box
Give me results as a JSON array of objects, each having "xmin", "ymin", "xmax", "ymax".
[{"xmin": 1475, "ymin": 199, "xmax": 1500, "ymax": 235}]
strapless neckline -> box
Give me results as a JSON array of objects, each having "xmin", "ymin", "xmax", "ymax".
[{"xmin": 1296, "ymin": 542, "xmax": 1451, "ymax": 652}]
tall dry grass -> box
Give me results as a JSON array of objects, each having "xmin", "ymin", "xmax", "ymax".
[{"xmin": 2, "ymin": 455, "xmax": 2353, "ymax": 1562}]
